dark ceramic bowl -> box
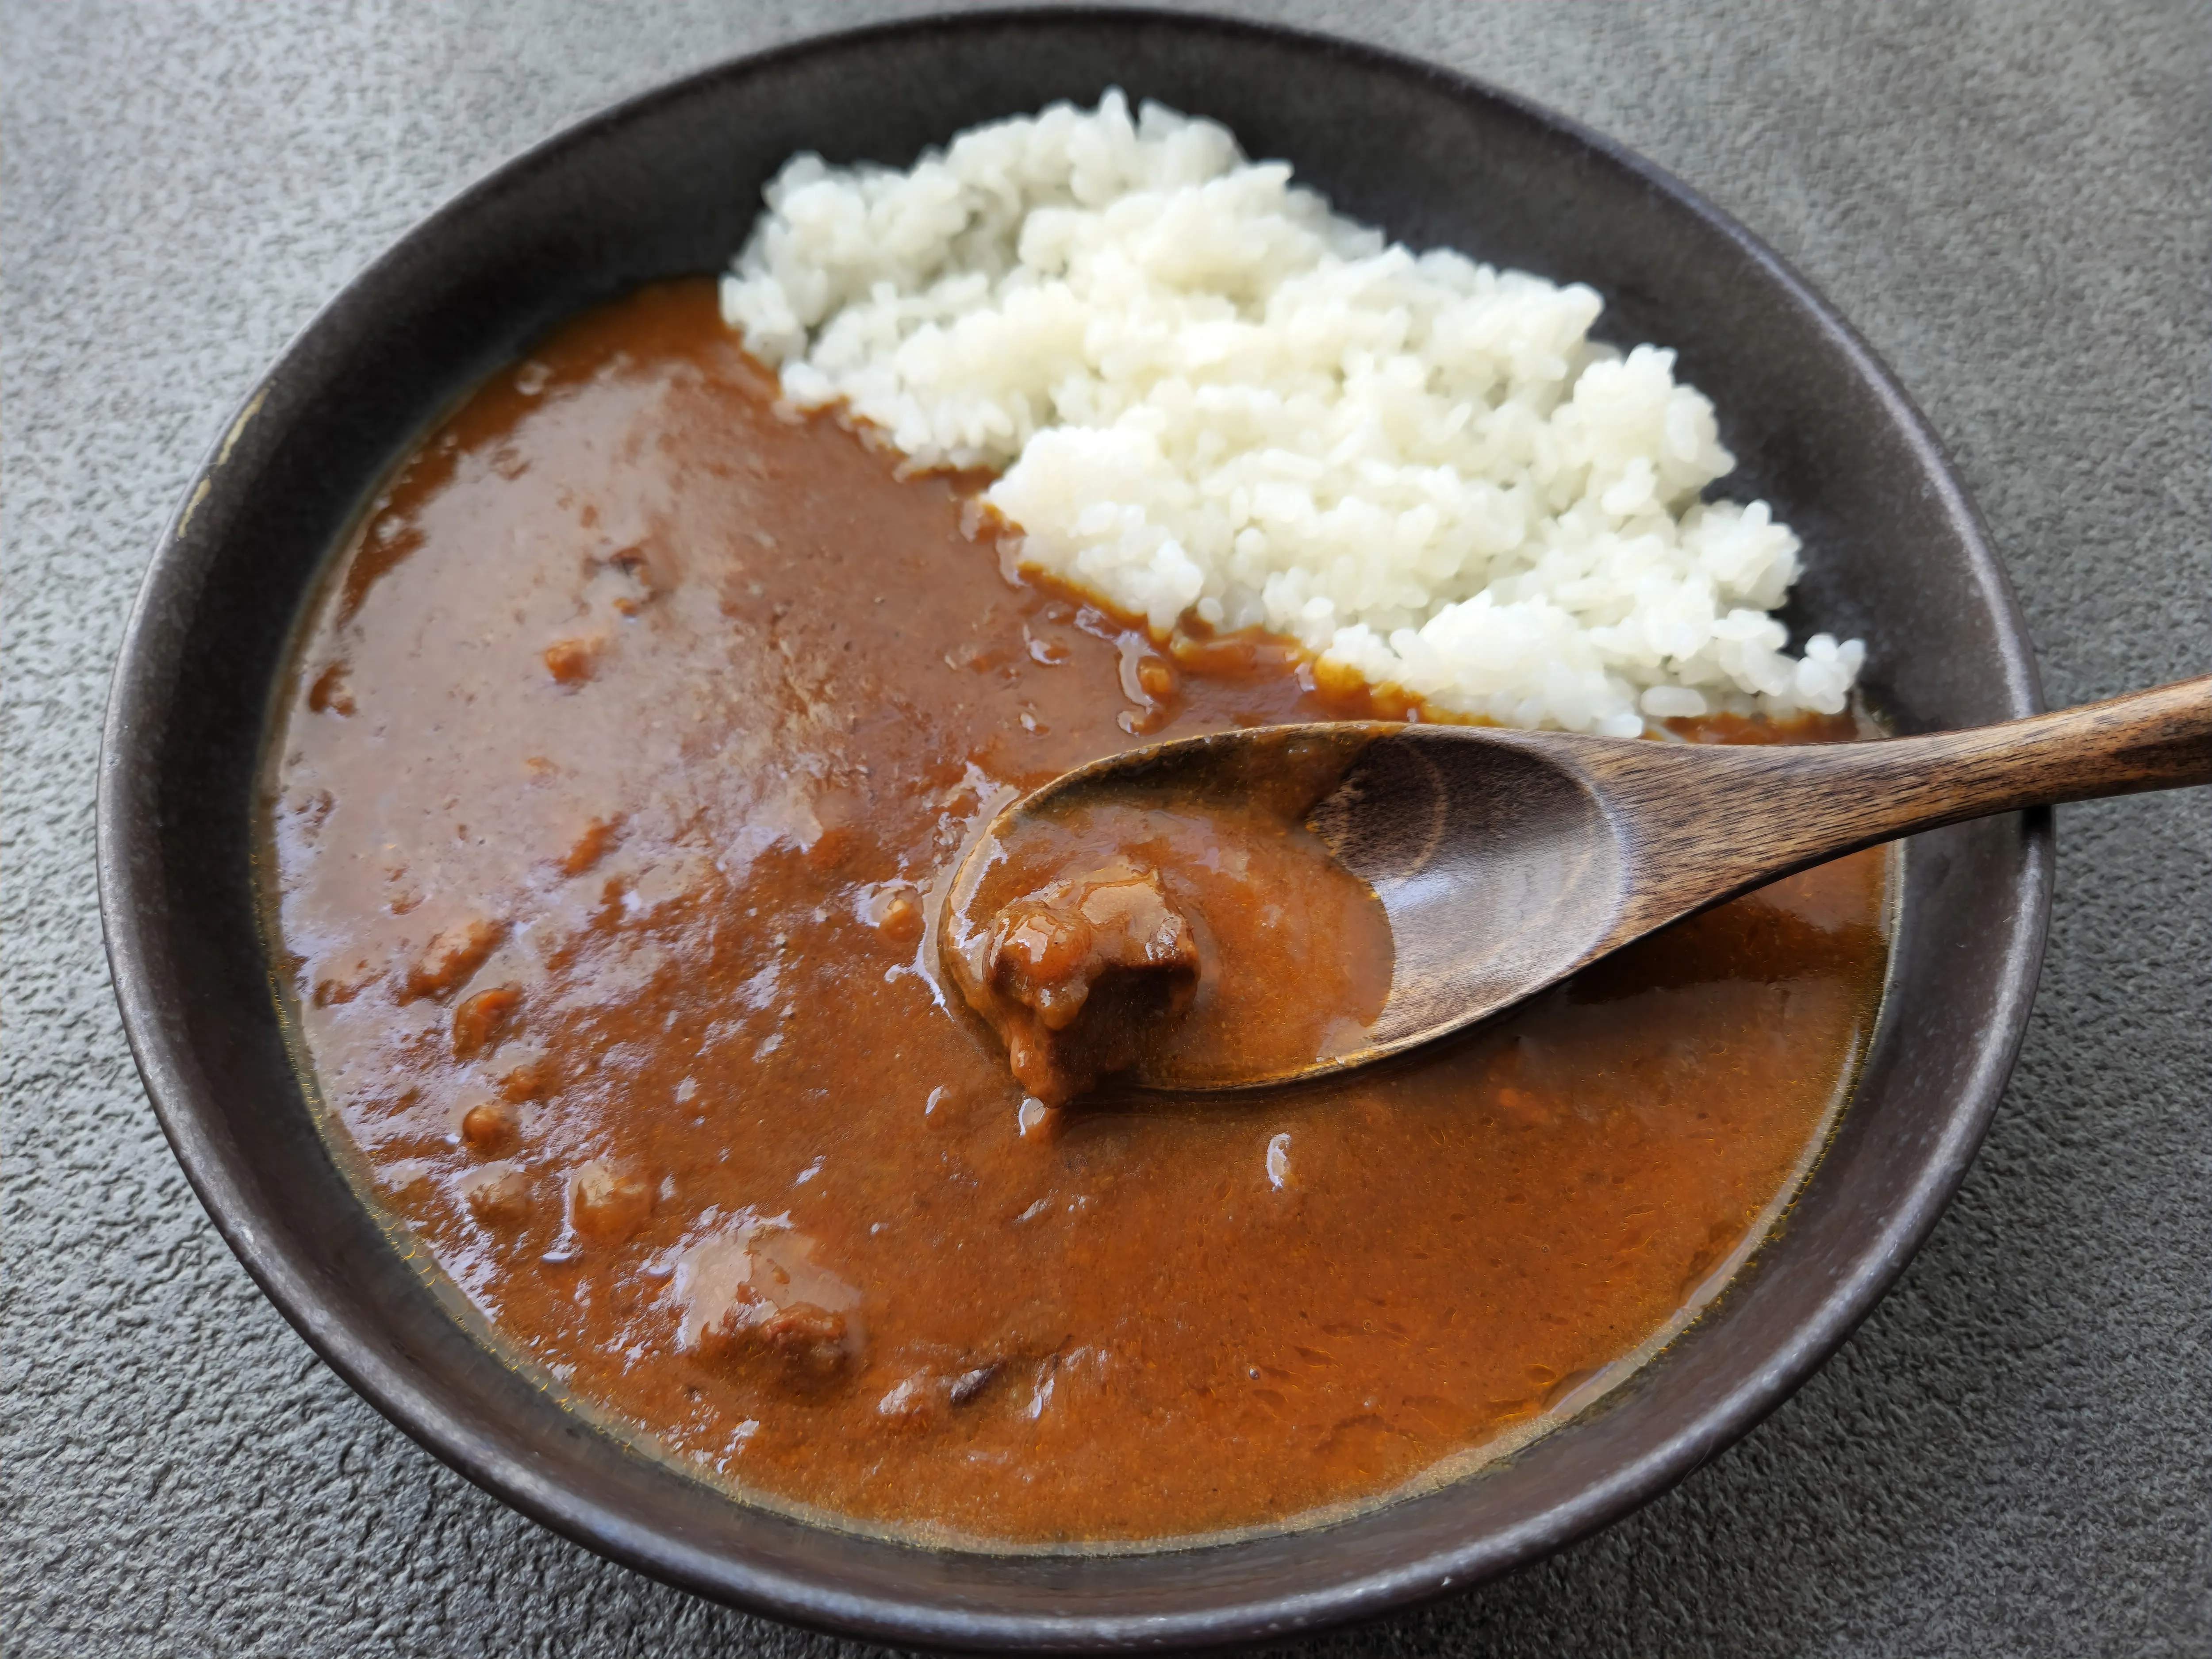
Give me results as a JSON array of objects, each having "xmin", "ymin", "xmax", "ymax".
[{"xmin": 99, "ymin": 9, "xmax": 2049, "ymax": 1650}]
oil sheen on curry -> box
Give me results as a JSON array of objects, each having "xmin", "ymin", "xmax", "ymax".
[{"xmin": 268, "ymin": 282, "xmax": 1889, "ymax": 1547}]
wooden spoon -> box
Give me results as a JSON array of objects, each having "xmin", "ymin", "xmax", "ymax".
[{"xmin": 947, "ymin": 676, "xmax": 2212, "ymax": 1092}]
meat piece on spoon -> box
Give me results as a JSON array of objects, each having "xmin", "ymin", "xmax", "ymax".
[{"xmin": 968, "ymin": 858, "xmax": 1199, "ymax": 1106}]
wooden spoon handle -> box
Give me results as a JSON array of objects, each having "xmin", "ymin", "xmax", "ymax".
[
  {"xmin": 1821, "ymin": 673, "xmax": 2212, "ymax": 826},
  {"xmin": 1598, "ymin": 676, "xmax": 2212, "ymax": 930}
]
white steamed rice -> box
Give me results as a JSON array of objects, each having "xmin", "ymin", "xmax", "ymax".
[{"xmin": 721, "ymin": 90, "xmax": 1863, "ymax": 735}]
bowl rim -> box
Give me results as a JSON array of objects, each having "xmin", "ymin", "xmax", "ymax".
[{"xmin": 97, "ymin": 6, "xmax": 2053, "ymax": 1648}]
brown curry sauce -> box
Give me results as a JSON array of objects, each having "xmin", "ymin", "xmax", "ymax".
[{"xmin": 268, "ymin": 281, "xmax": 1889, "ymax": 1545}]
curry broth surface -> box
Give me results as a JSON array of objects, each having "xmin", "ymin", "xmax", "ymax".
[{"xmin": 269, "ymin": 281, "xmax": 1888, "ymax": 1545}]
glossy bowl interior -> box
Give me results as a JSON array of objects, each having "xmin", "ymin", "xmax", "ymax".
[{"xmin": 99, "ymin": 10, "xmax": 2049, "ymax": 1650}]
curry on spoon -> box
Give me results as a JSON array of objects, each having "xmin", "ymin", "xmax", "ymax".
[{"xmin": 941, "ymin": 676, "xmax": 2212, "ymax": 1099}]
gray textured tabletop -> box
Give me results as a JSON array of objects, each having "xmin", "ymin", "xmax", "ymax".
[{"xmin": 4, "ymin": 3, "xmax": 2206, "ymax": 1655}]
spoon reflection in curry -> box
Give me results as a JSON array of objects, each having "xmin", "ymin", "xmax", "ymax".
[{"xmin": 940, "ymin": 675, "xmax": 2212, "ymax": 1097}]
